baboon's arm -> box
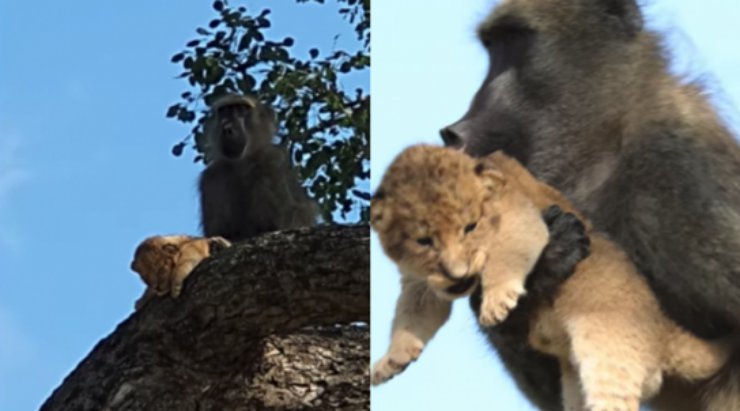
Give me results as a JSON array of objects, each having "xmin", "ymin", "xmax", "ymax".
[
  {"xmin": 199, "ymin": 166, "xmax": 237, "ymax": 239},
  {"xmin": 526, "ymin": 206, "xmax": 591, "ymax": 302}
]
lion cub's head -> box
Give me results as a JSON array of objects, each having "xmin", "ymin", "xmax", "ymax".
[
  {"xmin": 131, "ymin": 236, "xmax": 185, "ymax": 296},
  {"xmin": 371, "ymin": 145, "xmax": 507, "ymax": 300}
]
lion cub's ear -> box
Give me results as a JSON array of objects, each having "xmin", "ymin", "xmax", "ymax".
[
  {"xmin": 371, "ymin": 189, "xmax": 392, "ymax": 232},
  {"xmin": 474, "ymin": 162, "xmax": 506, "ymax": 193},
  {"xmin": 162, "ymin": 243, "xmax": 180, "ymax": 255}
]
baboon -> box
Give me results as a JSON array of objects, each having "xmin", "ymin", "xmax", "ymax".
[
  {"xmin": 371, "ymin": 145, "xmax": 729, "ymax": 411},
  {"xmin": 130, "ymin": 235, "xmax": 231, "ymax": 309},
  {"xmin": 440, "ymin": 0, "xmax": 740, "ymax": 409},
  {"xmin": 199, "ymin": 94, "xmax": 318, "ymax": 241}
]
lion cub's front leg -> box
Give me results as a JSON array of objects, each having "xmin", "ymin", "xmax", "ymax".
[
  {"xmin": 372, "ymin": 279, "xmax": 452, "ymax": 385},
  {"xmin": 478, "ymin": 204, "xmax": 549, "ymax": 327},
  {"xmin": 169, "ymin": 236, "xmax": 231, "ymax": 298}
]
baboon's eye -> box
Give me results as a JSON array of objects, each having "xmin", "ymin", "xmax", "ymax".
[
  {"xmin": 464, "ymin": 222, "xmax": 477, "ymax": 234},
  {"xmin": 216, "ymin": 106, "xmax": 230, "ymax": 117},
  {"xmin": 417, "ymin": 237, "xmax": 434, "ymax": 246},
  {"xmin": 217, "ymin": 104, "xmax": 251, "ymax": 117},
  {"xmin": 482, "ymin": 18, "xmax": 534, "ymax": 78},
  {"xmin": 234, "ymin": 104, "xmax": 251, "ymax": 115}
]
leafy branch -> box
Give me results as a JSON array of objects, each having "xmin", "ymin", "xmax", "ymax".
[{"xmin": 167, "ymin": 0, "xmax": 369, "ymax": 223}]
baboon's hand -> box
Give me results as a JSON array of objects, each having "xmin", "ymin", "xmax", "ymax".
[
  {"xmin": 527, "ymin": 206, "xmax": 590, "ymax": 300},
  {"xmin": 371, "ymin": 334, "xmax": 424, "ymax": 386},
  {"xmin": 479, "ymin": 281, "xmax": 526, "ymax": 326}
]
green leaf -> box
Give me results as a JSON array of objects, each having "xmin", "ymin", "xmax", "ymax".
[
  {"xmin": 257, "ymin": 17, "xmax": 271, "ymax": 28},
  {"xmin": 172, "ymin": 142, "xmax": 185, "ymax": 156},
  {"xmin": 186, "ymin": 39, "xmax": 200, "ymax": 47},
  {"xmin": 177, "ymin": 109, "xmax": 196, "ymax": 123},
  {"xmin": 170, "ymin": 53, "xmax": 185, "ymax": 63},
  {"xmin": 238, "ymin": 33, "xmax": 252, "ymax": 51},
  {"xmin": 352, "ymin": 189, "xmax": 370, "ymax": 201},
  {"xmin": 205, "ymin": 65, "xmax": 225, "ymax": 85},
  {"xmin": 166, "ymin": 104, "xmax": 180, "ymax": 118},
  {"xmin": 309, "ymin": 48, "xmax": 319, "ymax": 59},
  {"xmin": 238, "ymin": 75, "xmax": 256, "ymax": 93},
  {"xmin": 191, "ymin": 57, "xmax": 205, "ymax": 75},
  {"xmin": 213, "ymin": 1, "xmax": 224, "ymax": 12},
  {"xmin": 283, "ymin": 37, "xmax": 294, "ymax": 47}
]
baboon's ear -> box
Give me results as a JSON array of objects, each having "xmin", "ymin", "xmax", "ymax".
[
  {"xmin": 598, "ymin": 0, "xmax": 643, "ymax": 37},
  {"xmin": 261, "ymin": 104, "xmax": 276, "ymax": 123},
  {"xmin": 259, "ymin": 103, "xmax": 278, "ymax": 135},
  {"xmin": 370, "ymin": 190, "xmax": 392, "ymax": 232},
  {"xmin": 474, "ymin": 162, "xmax": 506, "ymax": 192}
]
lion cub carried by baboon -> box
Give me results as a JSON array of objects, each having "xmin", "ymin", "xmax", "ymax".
[
  {"xmin": 371, "ymin": 145, "xmax": 729, "ymax": 411},
  {"xmin": 130, "ymin": 235, "xmax": 231, "ymax": 309}
]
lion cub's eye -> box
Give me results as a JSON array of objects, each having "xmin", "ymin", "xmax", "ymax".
[
  {"xmin": 416, "ymin": 237, "xmax": 434, "ymax": 246},
  {"xmin": 464, "ymin": 222, "xmax": 478, "ymax": 234}
]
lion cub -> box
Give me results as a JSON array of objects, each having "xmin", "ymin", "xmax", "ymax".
[
  {"xmin": 130, "ymin": 235, "xmax": 231, "ymax": 309},
  {"xmin": 371, "ymin": 145, "xmax": 728, "ymax": 411}
]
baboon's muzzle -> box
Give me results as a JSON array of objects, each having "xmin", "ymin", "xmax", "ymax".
[
  {"xmin": 440, "ymin": 126, "xmax": 464, "ymax": 149},
  {"xmin": 220, "ymin": 122, "xmax": 249, "ymax": 159}
]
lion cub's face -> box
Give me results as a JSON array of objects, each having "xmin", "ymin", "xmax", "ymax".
[
  {"xmin": 131, "ymin": 236, "xmax": 184, "ymax": 295},
  {"xmin": 372, "ymin": 145, "xmax": 504, "ymax": 300}
]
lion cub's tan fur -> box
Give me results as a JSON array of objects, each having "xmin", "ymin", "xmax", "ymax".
[
  {"xmin": 130, "ymin": 235, "xmax": 231, "ymax": 309},
  {"xmin": 371, "ymin": 145, "xmax": 728, "ymax": 411}
]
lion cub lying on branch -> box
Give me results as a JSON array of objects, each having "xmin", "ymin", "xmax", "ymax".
[
  {"xmin": 371, "ymin": 145, "xmax": 728, "ymax": 410},
  {"xmin": 130, "ymin": 235, "xmax": 231, "ymax": 309}
]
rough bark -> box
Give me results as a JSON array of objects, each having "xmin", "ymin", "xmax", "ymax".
[{"xmin": 41, "ymin": 225, "xmax": 370, "ymax": 411}]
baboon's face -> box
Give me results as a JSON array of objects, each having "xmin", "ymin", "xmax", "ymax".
[
  {"xmin": 216, "ymin": 103, "xmax": 252, "ymax": 159},
  {"xmin": 213, "ymin": 99, "xmax": 276, "ymax": 160},
  {"xmin": 440, "ymin": 0, "xmax": 644, "ymax": 160}
]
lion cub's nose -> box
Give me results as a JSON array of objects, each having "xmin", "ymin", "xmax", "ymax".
[{"xmin": 442, "ymin": 261, "xmax": 469, "ymax": 279}]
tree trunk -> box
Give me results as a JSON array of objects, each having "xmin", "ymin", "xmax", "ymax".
[{"xmin": 41, "ymin": 225, "xmax": 370, "ymax": 411}]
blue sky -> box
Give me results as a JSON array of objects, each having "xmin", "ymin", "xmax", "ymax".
[
  {"xmin": 0, "ymin": 2, "xmax": 363, "ymax": 410},
  {"xmin": 370, "ymin": 1, "xmax": 740, "ymax": 410}
]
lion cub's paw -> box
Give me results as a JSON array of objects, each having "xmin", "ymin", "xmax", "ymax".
[
  {"xmin": 208, "ymin": 236, "xmax": 232, "ymax": 251},
  {"xmin": 479, "ymin": 282, "xmax": 526, "ymax": 326},
  {"xmin": 371, "ymin": 338, "xmax": 424, "ymax": 386}
]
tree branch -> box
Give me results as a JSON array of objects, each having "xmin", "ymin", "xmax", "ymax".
[{"xmin": 41, "ymin": 225, "xmax": 370, "ymax": 411}]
